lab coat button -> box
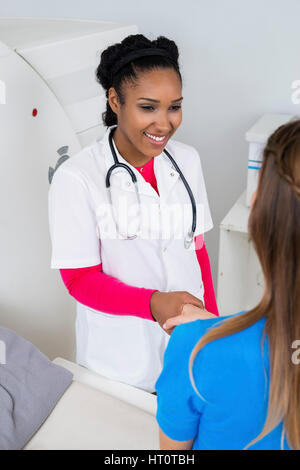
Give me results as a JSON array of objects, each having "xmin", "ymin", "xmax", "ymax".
[{"xmin": 170, "ymin": 172, "xmax": 175, "ymax": 177}]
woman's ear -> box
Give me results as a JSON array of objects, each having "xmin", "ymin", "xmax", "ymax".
[
  {"xmin": 108, "ymin": 87, "xmax": 120, "ymax": 115},
  {"xmin": 250, "ymin": 190, "xmax": 257, "ymax": 210}
]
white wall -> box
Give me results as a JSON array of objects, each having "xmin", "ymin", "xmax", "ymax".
[{"xmin": 1, "ymin": 0, "xmax": 300, "ymax": 293}]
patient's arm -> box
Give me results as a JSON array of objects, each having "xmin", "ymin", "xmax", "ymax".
[{"xmin": 159, "ymin": 427, "xmax": 194, "ymax": 450}]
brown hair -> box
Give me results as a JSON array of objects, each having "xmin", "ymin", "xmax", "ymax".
[{"xmin": 189, "ymin": 119, "xmax": 300, "ymax": 449}]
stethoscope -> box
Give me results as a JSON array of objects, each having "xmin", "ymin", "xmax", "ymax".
[{"xmin": 106, "ymin": 127, "xmax": 197, "ymax": 249}]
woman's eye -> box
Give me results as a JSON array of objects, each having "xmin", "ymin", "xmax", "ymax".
[
  {"xmin": 140, "ymin": 106, "xmax": 155, "ymax": 111},
  {"xmin": 139, "ymin": 105, "xmax": 182, "ymax": 111}
]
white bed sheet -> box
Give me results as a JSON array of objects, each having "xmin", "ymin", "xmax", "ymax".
[{"xmin": 23, "ymin": 358, "xmax": 159, "ymax": 450}]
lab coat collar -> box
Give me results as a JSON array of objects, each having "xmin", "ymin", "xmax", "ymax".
[{"xmin": 100, "ymin": 126, "xmax": 180, "ymax": 201}]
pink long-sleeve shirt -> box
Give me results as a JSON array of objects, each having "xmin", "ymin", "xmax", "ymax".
[{"xmin": 60, "ymin": 157, "xmax": 219, "ymax": 320}]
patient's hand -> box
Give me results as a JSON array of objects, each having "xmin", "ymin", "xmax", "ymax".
[{"xmin": 163, "ymin": 304, "xmax": 217, "ymax": 333}]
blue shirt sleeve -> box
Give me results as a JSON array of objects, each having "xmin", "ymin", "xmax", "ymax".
[{"xmin": 155, "ymin": 323, "xmax": 205, "ymax": 441}]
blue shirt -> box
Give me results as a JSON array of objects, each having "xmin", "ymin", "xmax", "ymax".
[{"xmin": 155, "ymin": 312, "xmax": 290, "ymax": 450}]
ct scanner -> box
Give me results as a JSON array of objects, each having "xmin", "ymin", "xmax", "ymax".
[{"xmin": 0, "ymin": 17, "xmax": 159, "ymax": 450}]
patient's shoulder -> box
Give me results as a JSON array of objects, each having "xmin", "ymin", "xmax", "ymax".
[{"xmin": 173, "ymin": 311, "xmax": 266, "ymax": 361}]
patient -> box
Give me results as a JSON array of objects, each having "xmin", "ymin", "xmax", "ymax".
[{"xmin": 155, "ymin": 119, "xmax": 300, "ymax": 450}]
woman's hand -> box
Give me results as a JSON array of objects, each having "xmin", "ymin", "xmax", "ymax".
[
  {"xmin": 162, "ymin": 303, "xmax": 217, "ymax": 334},
  {"xmin": 150, "ymin": 291, "xmax": 204, "ymax": 332}
]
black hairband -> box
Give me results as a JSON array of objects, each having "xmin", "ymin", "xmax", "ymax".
[{"xmin": 110, "ymin": 47, "xmax": 177, "ymax": 79}]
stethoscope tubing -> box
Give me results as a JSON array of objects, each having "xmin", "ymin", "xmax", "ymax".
[{"xmin": 106, "ymin": 127, "xmax": 196, "ymax": 248}]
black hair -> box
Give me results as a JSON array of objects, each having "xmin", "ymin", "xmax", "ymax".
[{"xmin": 95, "ymin": 34, "xmax": 182, "ymax": 127}]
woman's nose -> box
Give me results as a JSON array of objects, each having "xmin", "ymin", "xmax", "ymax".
[{"xmin": 155, "ymin": 114, "xmax": 171, "ymax": 133}]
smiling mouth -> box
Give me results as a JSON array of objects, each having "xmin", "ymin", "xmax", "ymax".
[{"xmin": 143, "ymin": 131, "xmax": 169, "ymax": 145}]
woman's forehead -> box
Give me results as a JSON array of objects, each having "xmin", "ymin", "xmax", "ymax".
[{"xmin": 124, "ymin": 68, "xmax": 181, "ymax": 98}]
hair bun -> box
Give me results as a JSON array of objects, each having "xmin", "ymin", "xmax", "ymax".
[
  {"xmin": 96, "ymin": 34, "xmax": 179, "ymax": 92},
  {"xmin": 153, "ymin": 36, "xmax": 179, "ymax": 64},
  {"xmin": 96, "ymin": 43, "xmax": 122, "ymax": 91}
]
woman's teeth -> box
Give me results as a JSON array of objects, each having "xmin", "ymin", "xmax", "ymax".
[{"xmin": 144, "ymin": 132, "xmax": 166, "ymax": 142}]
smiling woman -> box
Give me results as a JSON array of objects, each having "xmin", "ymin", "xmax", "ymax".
[
  {"xmin": 48, "ymin": 33, "xmax": 217, "ymax": 449},
  {"xmin": 100, "ymin": 47, "xmax": 183, "ymax": 167}
]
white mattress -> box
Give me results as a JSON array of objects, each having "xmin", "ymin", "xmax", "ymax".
[{"xmin": 23, "ymin": 358, "xmax": 159, "ymax": 450}]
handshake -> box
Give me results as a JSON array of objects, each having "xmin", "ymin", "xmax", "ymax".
[{"xmin": 150, "ymin": 290, "xmax": 216, "ymax": 335}]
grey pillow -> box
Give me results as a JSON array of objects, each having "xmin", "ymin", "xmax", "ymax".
[{"xmin": 0, "ymin": 326, "xmax": 73, "ymax": 450}]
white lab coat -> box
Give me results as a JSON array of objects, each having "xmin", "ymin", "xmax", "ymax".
[{"xmin": 48, "ymin": 125, "xmax": 213, "ymax": 393}]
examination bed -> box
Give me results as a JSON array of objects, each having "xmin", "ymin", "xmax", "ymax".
[{"xmin": 23, "ymin": 358, "xmax": 159, "ymax": 450}]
